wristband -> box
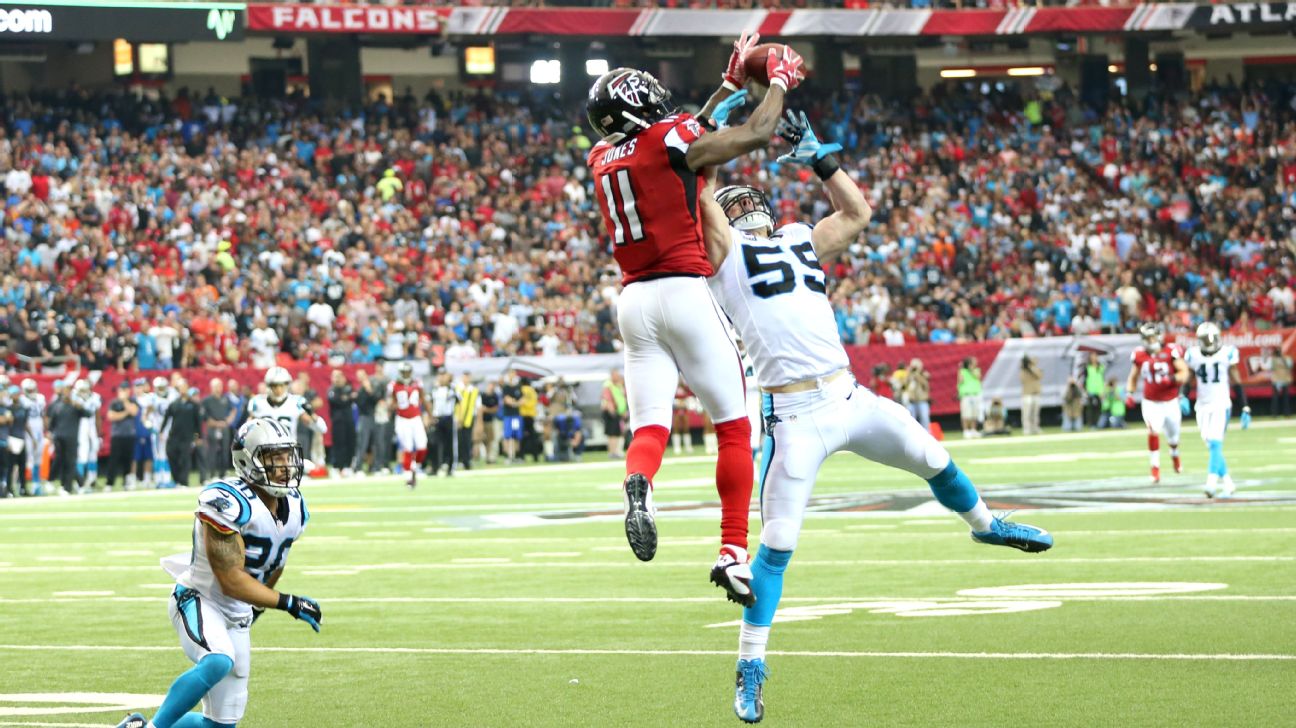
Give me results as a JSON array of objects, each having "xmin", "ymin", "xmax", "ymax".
[
  {"xmin": 811, "ymin": 153, "xmax": 841, "ymax": 181},
  {"xmin": 769, "ymin": 77, "xmax": 787, "ymax": 92},
  {"xmin": 276, "ymin": 593, "xmax": 290, "ymax": 611},
  {"xmin": 722, "ymin": 78, "xmax": 741, "ymax": 92},
  {"xmin": 698, "ymin": 115, "xmax": 718, "ymax": 133}
]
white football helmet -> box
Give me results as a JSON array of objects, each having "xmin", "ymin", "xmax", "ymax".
[
  {"xmin": 73, "ymin": 380, "xmax": 91, "ymax": 396},
  {"xmin": 1196, "ymin": 322, "xmax": 1222, "ymax": 355},
  {"xmin": 265, "ymin": 367, "xmax": 292, "ymax": 387},
  {"xmin": 152, "ymin": 376, "xmax": 169, "ymax": 392},
  {"xmin": 398, "ymin": 362, "xmax": 414, "ymax": 382},
  {"xmin": 715, "ymin": 185, "xmax": 774, "ymax": 235},
  {"xmin": 21, "ymin": 379, "xmax": 36, "ymax": 395},
  {"xmin": 232, "ymin": 418, "xmax": 303, "ymax": 498},
  {"xmin": 1139, "ymin": 322, "xmax": 1163, "ymax": 353}
]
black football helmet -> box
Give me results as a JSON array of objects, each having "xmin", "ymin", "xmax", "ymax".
[{"xmin": 587, "ymin": 68, "xmax": 675, "ymax": 140}]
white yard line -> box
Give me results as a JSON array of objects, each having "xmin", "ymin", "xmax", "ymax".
[
  {"xmin": 4, "ymin": 595, "xmax": 1294, "ymax": 606},
  {"xmin": 0, "ymin": 644, "xmax": 1288, "ymax": 661}
]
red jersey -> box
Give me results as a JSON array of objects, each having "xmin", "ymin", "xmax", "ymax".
[
  {"xmin": 1132, "ymin": 344, "xmax": 1184, "ymax": 402},
  {"xmin": 389, "ymin": 380, "xmax": 424, "ymax": 419},
  {"xmin": 587, "ymin": 114, "xmax": 712, "ymax": 285}
]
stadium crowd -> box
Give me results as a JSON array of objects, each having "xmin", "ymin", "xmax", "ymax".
[{"xmin": 1, "ymin": 76, "xmax": 1292, "ymax": 378}]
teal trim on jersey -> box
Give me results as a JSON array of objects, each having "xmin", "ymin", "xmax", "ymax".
[
  {"xmin": 173, "ymin": 586, "xmax": 208, "ymax": 650},
  {"xmin": 300, "ymin": 493, "xmax": 309, "ymax": 528},
  {"xmin": 205, "ymin": 482, "xmax": 252, "ymax": 528},
  {"xmin": 757, "ymin": 392, "xmax": 775, "ymax": 504}
]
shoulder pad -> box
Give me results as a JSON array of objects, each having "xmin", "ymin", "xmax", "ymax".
[{"xmin": 198, "ymin": 480, "xmax": 253, "ymax": 532}]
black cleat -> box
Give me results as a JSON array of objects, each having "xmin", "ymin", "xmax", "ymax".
[{"xmin": 623, "ymin": 472, "xmax": 657, "ymax": 561}]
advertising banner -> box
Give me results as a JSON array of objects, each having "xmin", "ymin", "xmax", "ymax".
[{"xmin": 247, "ymin": 4, "xmax": 447, "ymax": 35}]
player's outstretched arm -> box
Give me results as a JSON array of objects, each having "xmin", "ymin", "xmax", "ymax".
[
  {"xmin": 686, "ymin": 46, "xmax": 802, "ymax": 171},
  {"xmin": 699, "ymin": 170, "xmax": 735, "ymax": 271},
  {"xmin": 811, "ymin": 167, "xmax": 872, "ymax": 263},
  {"xmin": 697, "ymin": 32, "xmax": 760, "ymax": 123}
]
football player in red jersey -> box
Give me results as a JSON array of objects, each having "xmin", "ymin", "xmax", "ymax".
[
  {"xmin": 1126, "ymin": 322, "xmax": 1190, "ymax": 483},
  {"xmin": 389, "ymin": 362, "xmax": 431, "ymax": 489},
  {"xmin": 585, "ymin": 33, "xmax": 804, "ymax": 606}
]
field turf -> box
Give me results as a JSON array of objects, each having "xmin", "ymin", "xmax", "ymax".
[{"xmin": 1, "ymin": 420, "xmax": 1293, "ymax": 727}]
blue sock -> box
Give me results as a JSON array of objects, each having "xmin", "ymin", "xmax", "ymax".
[
  {"xmin": 76, "ymin": 463, "xmax": 87, "ymax": 479},
  {"xmin": 743, "ymin": 545, "xmax": 793, "ymax": 627},
  {"xmin": 1208, "ymin": 441, "xmax": 1226, "ymax": 476},
  {"xmin": 926, "ymin": 461, "xmax": 978, "ymax": 513},
  {"xmin": 170, "ymin": 714, "xmax": 234, "ymax": 728},
  {"xmin": 151, "ymin": 654, "xmax": 234, "ymax": 728}
]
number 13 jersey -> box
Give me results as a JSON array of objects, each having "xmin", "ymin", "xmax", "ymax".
[
  {"xmin": 708, "ymin": 224, "xmax": 848, "ymax": 389},
  {"xmin": 587, "ymin": 113, "xmax": 712, "ymax": 285}
]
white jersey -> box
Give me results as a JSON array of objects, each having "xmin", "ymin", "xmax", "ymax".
[
  {"xmin": 76, "ymin": 393, "xmax": 102, "ymax": 443},
  {"xmin": 248, "ymin": 394, "xmax": 310, "ymax": 440},
  {"xmin": 1185, "ymin": 345, "xmax": 1238, "ymax": 410},
  {"xmin": 19, "ymin": 393, "xmax": 45, "ymax": 436},
  {"xmin": 162, "ymin": 477, "xmax": 309, "ymax": 621},
  {"xmin": 152, "ymin": 389, "xmax": 178, "ymax": 439},
  {"xmin": 707, "ymin": 223, "xmax": 849, "ymax": 389}
]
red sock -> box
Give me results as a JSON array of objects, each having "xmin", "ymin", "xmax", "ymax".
[
  {"xmin": 415, "ymin": 449, "xmax": 427, "ymax": 466},
  {"xmin": 714, "ymin": 417, "xmax": 754, "ymax": 551},
  {"xmin": 625, "ymin": 425, "xmax": 669, "ymax": 484},
  {"xmin": 402, "ymin": 451, "xmax": 413, "ymax": 471},
  {"xmin": 1148, "ymin": 433, "xmax": 1160, "ymax": 452}
]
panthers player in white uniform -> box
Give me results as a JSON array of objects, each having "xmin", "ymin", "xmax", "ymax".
[
  {"xmin": 19, "ymin": 380, "xmax": 45, "ymax": 495},
  {"xmin": 71, "ymin": 380, "xmax": 102, "ymax": 492},
  {"xmin": 150, "ymin": 376, "xmax": 178, "ymax": 489},
  {"xmin": 116, "ymin": 418, "xmax": 321, "ymax": 728},
  {"xmin": 700, "ymin": 111, "xmax": 1053, "ymax": 724},
  {"xmin": 1184, "ymin": 322, "xmax": 1248, "ymax": 498},
  {"xmin": 247, "ymin": 367, "xmax": 325, "ymax": 444}
]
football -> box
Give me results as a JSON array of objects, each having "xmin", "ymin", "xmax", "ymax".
[{"xmin": 742, "ymin": 42, "xmax": 803, "ymax": 87}]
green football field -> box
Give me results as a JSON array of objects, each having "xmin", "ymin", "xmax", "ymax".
[{"xmin": 2, "ymin": 421, "xmax": 1294, "ymax": 727}]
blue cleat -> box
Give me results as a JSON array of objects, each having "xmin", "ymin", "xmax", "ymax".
[
  {"xmin": 733, "ymin": 658, "xmax": 768, "ymax": 723},
  {"xmin": 115, "ymin": 713, "xmax": 147, "ymax": 728},
  {"xmin": 972, "ymin": 516, "xmax": 1053, "ymax": 553}
]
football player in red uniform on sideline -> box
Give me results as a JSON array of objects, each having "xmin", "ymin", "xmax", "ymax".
[
  {"xmin": 585, "ymin": 33, "xmax": 804, "ymax": 606},
  {"xmin": 389, "ymin": 362, "xmax": 431, "ymax": 489},
  {"xmin": 1126, "ymin": 322, "xmax": 1190, "ymax": 483}
]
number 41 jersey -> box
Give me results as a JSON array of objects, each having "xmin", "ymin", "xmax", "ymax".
[
  {"xmin": 708, "ymin": 223, "xmax": 848, "ymax": 389},
  {"xmin": 588, "ymin": 113, "xmax": 712, "ymax": 285},
  {"xmin": 161, "ymin": 477, "xmax": 309, "ymax": 622}
]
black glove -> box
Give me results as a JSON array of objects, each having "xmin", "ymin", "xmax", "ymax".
[{"xmin": 278, "ymin": 593, "xmax": 322, "ymax": 632}]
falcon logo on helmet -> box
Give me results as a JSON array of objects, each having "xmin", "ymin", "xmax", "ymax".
[
  {"xmin": 1196, "ymin": 322, "xmax": 1222, "ymax": 355},
  {"xmin": 1139, "ymin": 322, "xmax": 1164, "ymax": 353},
  {"xmin": 586, "ymin": 68, "xmax": 675, "ymax": 141},
  {"xmin": 715, "ymin": 185, "xmax": 774, "ymax": 235},
  {"xmin": 232, "ymin": 418, "xmax": 304, "ymax": 498}
]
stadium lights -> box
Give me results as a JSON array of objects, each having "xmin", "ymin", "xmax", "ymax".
[
  {"xmin": 1108, "ymin": 64, "xmax": 1119, "ymax": 73},
  {"xmin": 1150, "ymin": 63, "xmax": 1158, "ymax": 71},
  {"xmin": 530, "ymin": 59, "xmax": 561, "ymax": 85},
  {"xmin": 586, "ymin": 59, "xmax": 609, "ymax": 77},
  {"xmin": 940, "ymin": 69, "xmax": 976, "ymax": 79},
  {"xmin": 1006, "ymin": 66, "xmax": 1046, "ymax": 77}
]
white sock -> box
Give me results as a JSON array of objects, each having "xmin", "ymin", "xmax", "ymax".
[
  {"xmin": 1150, "ymin": 450, "xmax": 1160, "ymax": 468},
  {"xmin": 704, "ymin": 433, "xmax": 718, "ymax": 455},
  {"xmin": 672, "ymin": 434, "xmax": 682, "ymax": 454},
  {"xmin": 739, "ymin": 623, "xmax": 770, "ymax": 661},
  {"xmin": 959, "ymin": 497, "xmax": 995, "ymax": 533}
]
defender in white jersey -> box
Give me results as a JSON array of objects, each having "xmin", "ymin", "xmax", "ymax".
[
  {"xmin": 700, "ymin": 110, "xmax": 1053, "ymax": 724},
  {"xmin": 247, "ymin": 367, "xmax": 325, "ymax": 444},
  {"xmin": 71, "ymin": 380, "xmax": 102, "ymax": 491},
  {"xmin": 19, "ymin": 380, "xmax": 45, "ymax": 494},
  {"xmin": 1184, "ymin": 322, "xmax": 1249, "ymax": 498},
  {"xmin": 150, "ymin": 376, "xmax": 178, "ymax": 488},
  {"xmin": 117, "ymin": 418, "xmax": 321, "ymax": 728}
]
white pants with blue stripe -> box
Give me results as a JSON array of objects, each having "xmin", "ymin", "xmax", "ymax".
[
  {"xmin": 758, "ymin": 376, "xmax": 950, "ymax": 552},
  {"xmin": 170, "ymin": 586, "xmax": 252, "ymax": 724}
]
